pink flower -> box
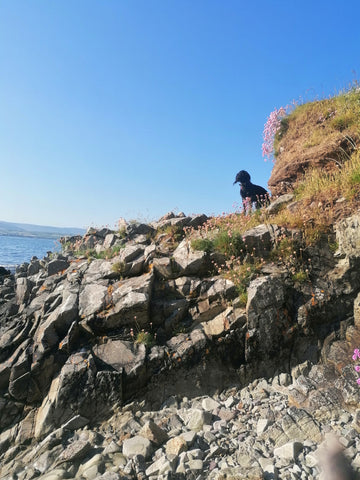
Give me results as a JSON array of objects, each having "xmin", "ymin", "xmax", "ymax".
[
  {"xmin": 357, "ymin": 378, "xmax": 360, "ymax": 385},
  {"xmin": 355, "ymin": 365, "xmax": 360, "ymax": 372}
]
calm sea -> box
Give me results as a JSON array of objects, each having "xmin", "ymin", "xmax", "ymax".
[{"xmin": 0, "ymin": 235, "xmax": 61, "ymax": 271}]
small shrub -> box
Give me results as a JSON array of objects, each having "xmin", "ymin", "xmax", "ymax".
[
  {"xmin": 112, "ymin": 261, "xmax": 127, "ymax": 276},
  {"xmin": 191, "ymin": 238, "xmax": 214, "ymax": 253},
  {"xmin": 349, "ymin": 170, "xmax": 360, "ymax": 185},
  {"xmin": 292, "ymin": 270, "xmax": 308, "ymax": 283},
  {"xmin": 212, "ymin": 230, "xmax": 245, "ymax": 258},
  {"xmin": 238, "ymin": 291, "xmax": 248, "ymax": 307},
  {"xmin": 328, "ymin": 240, "xmax": 339, "ymax": 253},
  {"xmin": 274, "ymin": 117, "xmax": 290, "ymax": 156},
  {"xmin": 331, "ymin": 111, "xmax": 356, "ymax": 131},
  {"xmin": 135, "ymin": 330, "xmax": 155, "ymax": 347},
  {"xmin": 156, "ymin": 224, "xmax": 185, "ymax": 248},
  {"xmin": 118, "ymin": 227, "xmax": 127, "ymax": 238},
  {"xmin": 225, "ymin": 261, "xmax": 262, "ymax": 306}
]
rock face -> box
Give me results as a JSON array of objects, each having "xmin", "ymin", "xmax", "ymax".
[{"xmin": 1, "ymin": 210, "xmax": 360, "ymax": 479}]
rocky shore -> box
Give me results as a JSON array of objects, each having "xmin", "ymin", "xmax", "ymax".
[{"xmin": 1, "ymin": 209, "xmax": 360, "ymax": 479}]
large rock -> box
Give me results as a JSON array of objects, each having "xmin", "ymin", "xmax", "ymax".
[
  {"xmin": 139, "ymin": 420, "xmax": 168, "ymax": 446},
  {"xmin": 153, "ymin": 239, "xmax": 208, "ymax": 279},
  {"xmin": 33, "ymin": 289, "xmax": 78, "ymax": 357},
  {"xmin": 202, "ymin": 306, "xmax": 245, "ymax": 337},
  {"xmin": 246, "ymin": 275, "xmax": 291, "ymax": 368},
  {"xmin": 91, "ymin": 271, "xmax": 154, "ymax": 330},
  {"xmin": 335, "ymin": 213, "xmax": 360, "ymax": 258},
  {"xmin": 119, "ymin": 245, "xmax": 145, "ymax": 263},
  {"xmin": 172, "ymin": 239, "xmax": 209, "ymax": 276},
  {"xmin": 266, "ymin": 194, "xmax": 295, "ymax": 214},
  {"xmin": 354, "ymin": 292, "xmax": 360, "ymax": 328},
  {"xmin": 79, "ymin": 283, "xmax": 109, "ymax": 318},
  {"xmin": 93, "ymin": 340, "xmax": 146, "ymax": 392},
  {"xmin": 242, "ymin": 224, "xmax": 280, "ymax": 258},
  {"xmin": 274, "ymin": 441, "xmax": 303, "ymax": 461},
  {"xmin": 126, "ymin": 223, "xmax": 155, "ymax": 238},
  {"xmin": 0, "ymin": 267, "xmax": 10, "ymax": 276},
  {"xmin": 34, "ymin": 352, "xmax": 122, "ymax": 439},
  {"xmin": 83, "ymin": 259, "xmax": 114, "ymax": 282},
  {"xmin": 151, "ymin": 298, "xmax": 189, "ymax": 332},
  {"xmin": 191, "ymin": 277, "xmax": 237, "ymax": 323},
  {"xmin": 166, "ymin": 327, "xmax": 207, "ymax": 362},
  {"xmin": 47, "ymin": 258, "xmax": 69, "ymax": 276},
  {"xmin": 16, "ymin": 277, "xmax": 32, "ymax": 306},
  {"xmin": 281, "ymin": 407, "xmax": 322, "ymax": 443},
  {"xmin": 122, "ymin": 435, "xmax": 153, "ymax": 459}
]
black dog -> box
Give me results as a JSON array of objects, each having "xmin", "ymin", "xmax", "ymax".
[{"xmin": 233, "ymin": 170, "xmax": 269, "ymax": 212}]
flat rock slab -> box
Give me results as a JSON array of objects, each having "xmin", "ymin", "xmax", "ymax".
[
  {"xmin": 96, "ymin": 271, "xmax": 154, "ymax": 330},
  {"xmin": 57, "ymin": 439, "xmax": 91, "ymax": 464},
  {"xmin": 79, "ymin": 283, "xmax": 108, "ymax": 318},
  {"xmin": 93, "ymin": 340, "xmax": 145, "ymax": 376}
]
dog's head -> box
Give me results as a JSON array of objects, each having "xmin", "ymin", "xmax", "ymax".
[{"xmin": 233, "ymin": 170, "xmax": 251, "ymax": 185}]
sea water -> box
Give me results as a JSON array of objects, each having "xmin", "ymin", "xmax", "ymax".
[{"xmin": 0, "ymin": 236, "xmax": 61, "ymax": 271}]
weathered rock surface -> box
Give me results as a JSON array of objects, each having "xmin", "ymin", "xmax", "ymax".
[{"xmin": 1, "ymin": 210, "xmax": 360, "ymax": 479}]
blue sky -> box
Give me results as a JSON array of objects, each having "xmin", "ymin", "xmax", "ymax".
[{"xmin": 1, "ymin": 1, "xmax": 360, "ymax": 228}]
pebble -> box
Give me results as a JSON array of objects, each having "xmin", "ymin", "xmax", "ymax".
[{"xmin": 1, "ymin": 370, "xmax": 360, "ymax": 480}]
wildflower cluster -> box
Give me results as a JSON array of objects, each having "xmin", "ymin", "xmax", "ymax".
[
  {"xmin": 185, "ymin": 209, "xmax": 269, "ymax": 306},
  {"xmin": 352, "ymin": 348, "xmax": 360, "ymax": 385},
  {"xmin": 130, "ymin": 317, "xmax": 156, "ymax": 347},
  {"xmin": 270, "ymin": 232, "xmax": 310, "ymax": 282},
  {"xmin": 262, "ymin": 106, "xmax": 287, "ymax": 160}
]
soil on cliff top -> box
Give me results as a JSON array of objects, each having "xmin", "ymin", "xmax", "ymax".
[{"xmin": 268, "ymin": 87, "xmax": 360, "ymax": 197}]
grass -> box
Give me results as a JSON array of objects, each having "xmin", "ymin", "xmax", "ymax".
[
  {"xmin": 271, "ymin": 149, "xmax": 360, "ymax": 242},
  {"xmin": 292, "ymin": 270, "xmax": 308, "ymax": 283},
  {"xmin": 155, "ymin": 224, "xmax": 185, "ymax": 249},
  {"xmin": 135, "ymin": 330, "xmax": 155, "ymax": 347},
  {"xmin": 112, "ymin": 260, "xmax": 127, "ymax": 276},
  {"xmin": 190, "ymin": 237, "xmax": 214, "ymax": 254},
  {"xmin": 271, "ymin": 86, "xmax": 360, "ymax": 200},
  {"xmin": 69, "ymin": 244, "xmax": 124, "ymax": 260},
  {"xmin": 224, "ymin": 261, "xmax": 263, "ymax": 307},
  {"xmin": 190, "ymin": 230, "xmax": 245, "ymax": 258}
]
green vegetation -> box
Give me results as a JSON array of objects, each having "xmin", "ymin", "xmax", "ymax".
[
  {"xmin": 156, "ymin": 223, "xmax": 185, "ymax": 249},
  {"xmin": 111, "ymin": 260, "xmax": 127, "ymax": 276},
  {"xmin": 191, "ymin": 231, "xmax": 245, "ymax": 258},
  {"xmin": 118, "ymin": 227, "xmax": 127, "ymax": 238},
  {"xmin": 69, "ymin": 244, "xmax": 124, "ymax": 260},
  {"xmin": 190, "ymin": 237, "xmax": 214, "ymax": 254},
  {"xmin": 292, "ymin": 270, "xmax": 309, "ymax": 283},
  {"xmin": 274, "ymin": 86, "xmax": 360, "ymax": 159},
  {"xmin": 135, "ymin": 330, "xmax": 155, "ymax": 347},
  {"xmin": 213, "ymin": 230, "xmax": 245, "ymax": 257},
  {"xmin": 226, "ymin": 262, "xmax": 261, "ymax": 307}
]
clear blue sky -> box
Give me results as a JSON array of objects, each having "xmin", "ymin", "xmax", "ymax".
[{"xmin": 1, "ymin": 1, "xmax": 360, "ymax": 228}]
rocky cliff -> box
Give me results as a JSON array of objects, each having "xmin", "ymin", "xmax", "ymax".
[{"xmin": 1, "ymin": 206, "xmax": 360, "ymax": 479}]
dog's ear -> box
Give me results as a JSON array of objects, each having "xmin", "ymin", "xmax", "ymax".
[{"xmin": 234, "ymin": 170, "xmax": 251, "ymax": 184}]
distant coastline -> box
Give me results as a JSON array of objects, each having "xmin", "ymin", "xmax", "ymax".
[
  {"xmin": 0, "ymin": 220, "xmax": 86, "ymax": 240},
  {"xmin": 0, "ymin": 232, "xmax": 66, "ymax": 240}
]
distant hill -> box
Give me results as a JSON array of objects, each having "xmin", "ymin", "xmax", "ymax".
[{"xmin": 0, "ymin": 220, "xmax": 86, "ymax": 239}]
